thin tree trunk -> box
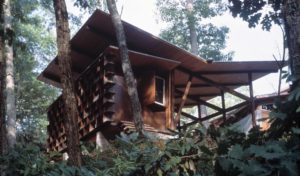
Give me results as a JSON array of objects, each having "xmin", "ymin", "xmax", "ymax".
[
  {"xmin": 186, "ymin": 0, "xmax": 206, "ymax": 120},
  {"xmin": 0, "ymin": 41, "xmax": 5, "ymax": 155},
  {"xmin": 188, "ymin": 23, "xmax": 198, "ymax": 55},
  {"xmin": 0, "ymin": 0, "xmax": 5, "ymax": 155},
  {"xmin": 106, "ymin": 0, "xmax": 144, "ymax": 135},
  {"xmin": 96, "ymin": 0, "xmax": 105, "ymax": 11},
  {"xmin": 53, "ymin": 0, "xmax": 82, "ymax": 166},
  {"xmin": 283, "ymin": 0, "xmax": 300, "ymax": 87},
  {"xmin": 186, "ymin": 0, "xmax": 198, "ymax": 55},
  {"xmin": 4, "ymin": 0, "xmax": 16, "ymax": 149}
]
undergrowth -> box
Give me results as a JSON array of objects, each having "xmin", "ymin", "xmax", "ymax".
[{"xmin": 1, "ymin": 77, "xmax": 300, "ymax": 176}]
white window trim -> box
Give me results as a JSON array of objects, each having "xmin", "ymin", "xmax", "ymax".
[{"xmin": 154, "ymin": 76, "xmax": 165, "ymax": 106}]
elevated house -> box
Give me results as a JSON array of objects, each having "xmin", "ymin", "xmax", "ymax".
[{"xmin": 38, "ymin": 10, "xmax": 282, "ymax": 152}]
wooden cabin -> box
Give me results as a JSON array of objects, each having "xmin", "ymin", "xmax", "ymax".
[{"xmin": 38, "ymin": 10, "xmax": 282, "ymax": 152}]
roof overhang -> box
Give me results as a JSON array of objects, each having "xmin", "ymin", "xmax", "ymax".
[
  {"xmin": 38, "ymin": 10, "xmax": 283, "ymax": 104},
  {"xmin": 38, "ymin": 10, "xmax": 205, "ymax": 88},
  {"xmin": 174, "ymin": 61, "xmax": 283, "ymax": 105}
]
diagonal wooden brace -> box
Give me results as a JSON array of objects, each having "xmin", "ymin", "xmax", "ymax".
[
  {"xmin": 174, "ymin": 75, "xmax": 193, "ymax": 125},
  {"xmin": 178, "ymin": 67, "xmax": 250, "ymax": 101}
]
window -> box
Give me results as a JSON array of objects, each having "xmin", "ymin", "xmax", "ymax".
[{"xmin": 155, "ymin": 76, "xmax": 165, "ymax": 105}]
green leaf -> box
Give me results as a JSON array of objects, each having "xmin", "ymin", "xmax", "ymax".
[
  {"xmin": 243, "ymin": 160, "xmax": 271, "ymax": 175},
  {"xmin": 163, "ymin": 156, "xmax": 181, "ymax": 171},
  {"xmin": 269, "ymin": 111, "xmax": 287, "ymax": 120},
  {"xmin": 246, "ymin": 143, "xmax": 285, "ymax": 160},
  {"xmin": 200, "ymin": 146, "xmax": 213, "ymax": 156},
  {"xmin": 229, "ymin": 144, "xmax": 243, "ymax": 160},
  {"xmin": 217, "ymin": 157, "xmax": 232, "ymax": 172},
  {"xmin": 292, "ymin": 128, "xmax": 300, "ymax": 135},
  {"xmin": 296, "ymin": 106, "xmax": 300, "ymax": 113},
  {"xmin": 281, "ymin": 161, "xmax": 299, "ymax": 176}
]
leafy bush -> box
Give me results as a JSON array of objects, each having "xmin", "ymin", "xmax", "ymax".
[
  {"xmin": 0, "ymin": 143, "xmax": 53, "ymax": 175},
  {"xmin": 1, "ymin": 78, "xmax": 299, "ymax": 176},
  {"xmin": 214, "ymin": 76, "xmax": 300, "ymax": 176}
]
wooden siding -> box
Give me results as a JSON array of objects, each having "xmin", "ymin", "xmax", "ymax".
[
  {"xmin": 47, "ymin": 53, "xmax": 116, "ymax": 152},
  {"xmin": 47, "ymin": 52, "xmax": 173, "ymax": 152}
]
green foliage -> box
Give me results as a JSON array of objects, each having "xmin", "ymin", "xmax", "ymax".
[
  {"xmin": 214, "ymin": 77, "xmax": 300, "ymax": 175},
  {"xmin": 73, "ymin": 0, "xmax": 109, "ymax": 13},
  {"xmin": 10, "ymin": 0, "xmax": 59, "ymax": 143},
  {"xmin": 228, "ymin": 0, "xmax": 283, "ymax": 30},
  {"xmin": 0, "ymin": 143, "xmax": 53, "ymax": 175},
  {"xmin": 157, "ymin": 0, "xmax": 234, "ymax": 61},
  {"xmin": 75, "ymin": 128, "xmax": 216, "ymax": 176},
  {"xmin": 2, "ymin": 94, "xmax": 300, "ymax": 175}
]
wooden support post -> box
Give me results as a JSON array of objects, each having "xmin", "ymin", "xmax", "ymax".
[
  {"xmin": 221, "ymin": 90, "xmax": 226, "ymax": 122},
  {"xmin": 166, "ymin": 70, "xmax": 175, "ymax": 130},
  {"xmin": 197, "ymin": 104, "xmax": 201, "ymax": 119},
  {"xmin": 248, "ymin": 72, "xmax": 256, "ymax": 127},
  {"xmin": 174, "ymin": 75, "xmax": 193, "ymax": 126}
]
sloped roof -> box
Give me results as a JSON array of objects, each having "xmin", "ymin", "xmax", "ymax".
[
  {"xmin": 38, "ymin": 10, "xmax": 280, "ymax": 104},
  {"xmin": 38, "ymin": 10, "xmax": 206, "ymax": 87}
]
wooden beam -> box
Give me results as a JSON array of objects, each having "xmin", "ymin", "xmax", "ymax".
[
  {"xmin": 174, "ymin": 75, "xmax": 193, "ymax": 125},
  {"xmin": 248, "ymin": 73, "xmax": 256, "ymax": 127},
  {"xmin": 221, "ymin": 90, "xmax": 226, "ymax": 121},
  {"xmin": 197, "ymin": 98, "xmax": 223, "ymax": 112},
  {"xmin": 177, "ymin": 67, "xmax": 250, "ymax": 101},
  {"xmin": 43, "ymin": 72, "xmax": 61, "ymax": 83},
  {"xmin": 173, "ymin": 109, "xmax": 198, "ymax": 121},
  {"xmin": 181, "ymin": 101, "xmax": 249, "ymax": 128},
  {"xmin": 197, "ymin": 104, "xmax": 201, "ymax": 119},
  {"xmin": 166, "ymin": 70, "xmax": 175, "ymax": 129},
  {"xmin": 180, "ymin": 111, "xmax": 222, "ymax": 129},
  {"xmin": 175, "ymin": 103, "xmax": 199, "ymax": 107},
  {"xmin": 194, "ymin": 69, "xmax": 277, "ymax": 75},
  {"xmin": 175, "ymin": 82, "xmax": 248, "ymax": 88},
  {"xmin": 175, "ymin": 93, "xmax": 221, "ymax": 98},
  {"xmin": 175, "ymin": 89, "xmax": 223, "ymax": 112}
]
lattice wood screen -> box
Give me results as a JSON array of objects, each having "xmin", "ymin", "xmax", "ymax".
[{"xmin": 47, "ymin": 53, "xmax": 116, "ymax": 152}]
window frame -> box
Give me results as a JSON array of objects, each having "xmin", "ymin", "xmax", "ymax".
[{"xmin": 154, "ymin": 75, "xmax": 166, "ymax": 106}]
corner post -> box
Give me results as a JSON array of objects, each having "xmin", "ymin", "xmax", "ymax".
[
  {"xmin": 221, "ymin": 90, "xmax": 226, "ymax": 122},
  {"xmin": 248, "ymin": 72, "xmax": 256, "ymax": 127}
]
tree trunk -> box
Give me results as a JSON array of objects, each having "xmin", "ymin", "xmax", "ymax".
[
  {"xmin": 106, "ymin": 0, "xmax": 144, "ymax": 135},
  {"xmin": 186, "ymin": 0, "xmax": 198, "ymax": 55},
  {"xmin": 53, "ymin": 0, "xmax": 82, "ymax": 166},
  {"xmin": 0, "ymin": 0, "xmax": 5, "ymax": 154},
  {"xmin": 96, "ymin": 0, "xmax": 106, "ymax": 11},
  {"xmin": 283, "ymin": 0, "xmax": 300, "ymax": 87},
  {"xmin": 186, "ymin": 0, "xmax": 209, "ymax": 123},
  {"xmin": 4, "ymin": 0, "xmax": 16, "ymax": 149},
  {"xmin": 0, "ymin": 44, "xmax": 5, "ymax": 155}
]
